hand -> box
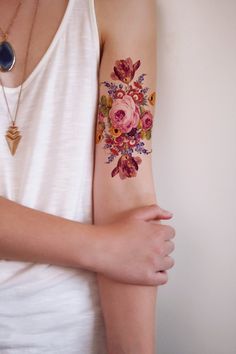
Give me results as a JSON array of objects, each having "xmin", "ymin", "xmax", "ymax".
[{"xmin": 88, "ymin": 204, "xmax": 176, "ymax": 286}]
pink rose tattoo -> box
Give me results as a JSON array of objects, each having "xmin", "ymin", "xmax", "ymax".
[
  {"xmin": 96, "ymin": 57, "xmax": 156, "ymax": 179},
  {"xmin": 109, "ymin": 95, "xmax": 140, "ymax": 133}
]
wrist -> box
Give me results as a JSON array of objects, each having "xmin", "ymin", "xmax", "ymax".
[{"xmin": 76, "ymin": 223, "xmax": 107, "ymax": 273}]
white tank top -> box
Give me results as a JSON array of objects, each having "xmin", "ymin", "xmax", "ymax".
[{"xmin": 0, "ymin": 0, "xmax": 108, "ymax": 352}]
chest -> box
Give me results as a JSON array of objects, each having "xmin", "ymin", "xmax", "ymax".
[{"xmin": 0, "ymin": 0, "xmax": 68, "ymax": 89}]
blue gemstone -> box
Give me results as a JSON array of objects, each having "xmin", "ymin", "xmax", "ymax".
[{"xmin": 0, "ymin": 41, "xmax": 15, "ymax": 72}]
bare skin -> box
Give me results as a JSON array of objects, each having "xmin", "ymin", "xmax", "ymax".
[
  {"xmin": 0, "ymin": 0, "xmax": 68, "ymax": 88},
  {"xmin": 0, "ymin": 1, "xmax": 176, "ymax": 353}
]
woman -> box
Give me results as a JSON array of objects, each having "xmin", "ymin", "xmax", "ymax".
[{"xmin": 0, "ymin": 0, "xmax": 175, "ymax": 353}]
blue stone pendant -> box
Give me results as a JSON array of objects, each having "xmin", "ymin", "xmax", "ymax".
[{"xmin": 0, "ymin": 41, "xmax": 16, "ymax": 72}]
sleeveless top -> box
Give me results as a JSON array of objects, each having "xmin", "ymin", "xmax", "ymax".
[{"xmin": 0, "ymin": 0, "xmax": 108, "ymax": 353}]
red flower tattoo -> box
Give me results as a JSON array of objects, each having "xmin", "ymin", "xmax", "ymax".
[{"xmin": 111, "ymin": 57, "xmax": 141, "ymax": 84}]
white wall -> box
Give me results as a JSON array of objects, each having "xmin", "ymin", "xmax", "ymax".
[{"xmin": 153, "ymin": 1, "xmax": 236, "ymax": 353}]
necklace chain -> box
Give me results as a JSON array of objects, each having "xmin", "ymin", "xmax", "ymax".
[
  {"xmin": 0, "ymin": 0, "xmax": 39, "ymax": 128},
  {"xmin": 0, "ymin": 1, "xmax": 23, "ymax": 41}
]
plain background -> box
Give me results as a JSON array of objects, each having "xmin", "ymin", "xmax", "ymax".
[{"xmin": 152, "ymin": 1, "xmax": 236, "ymax": 354}]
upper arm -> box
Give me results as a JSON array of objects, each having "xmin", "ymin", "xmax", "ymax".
[{"xmin": 93, "ymin": 0, "xmax": 158, "ymax": 223}]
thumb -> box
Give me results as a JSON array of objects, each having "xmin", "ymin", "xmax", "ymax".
[{"xmin": 131, "ymin": 204, "xmax": 173, "ymax": 222}]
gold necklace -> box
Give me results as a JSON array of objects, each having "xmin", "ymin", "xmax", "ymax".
[
  {"xmin": 0, "ymin": 0, "xmax": 23, "ymax": 72},
  {"xmin": 0, "ymin": 0, "xmax": 39, "ymax": 156}
]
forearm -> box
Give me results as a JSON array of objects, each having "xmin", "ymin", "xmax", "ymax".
[
  {"xmin": 95, "ymin": 190, "xmax": 158, "ymax": 354},
  {"xmin": 97, "ymin": 273, "xmax": 157, "ymax": 354},
  {"xmin": 0, "ymin": 196, "xmax": 95, "ymax": 269}
]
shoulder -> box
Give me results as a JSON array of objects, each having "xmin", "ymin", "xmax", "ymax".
[{"xmin": 94, "ymin": 0, "xmax": 157, "ymax": 49}]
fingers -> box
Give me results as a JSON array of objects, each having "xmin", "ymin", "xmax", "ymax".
[{"xmin": 132, "ymin": 204, "xmax": 173, "ymax": 222}]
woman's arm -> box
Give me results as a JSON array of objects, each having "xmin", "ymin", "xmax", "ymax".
[
  {"xmin": 0, "ymin": 195, "xmax": 95, "ymax": 268},
  {"xmin": 0, "ymin": 197, "xmax": 174, "ymax": 287},
  {"xmin": 93, "ymin": 1, "xmax": 168, "ymax": 353}
]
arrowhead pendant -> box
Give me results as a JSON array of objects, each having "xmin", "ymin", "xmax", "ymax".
[{"xmin": 5, "ymin": 125, "xmax": 22, "ymax": 155}]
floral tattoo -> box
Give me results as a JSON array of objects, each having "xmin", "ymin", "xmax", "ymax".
[{"xmin": 96, "ymin": 57, "xmax": 156, "ymax": 179}]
